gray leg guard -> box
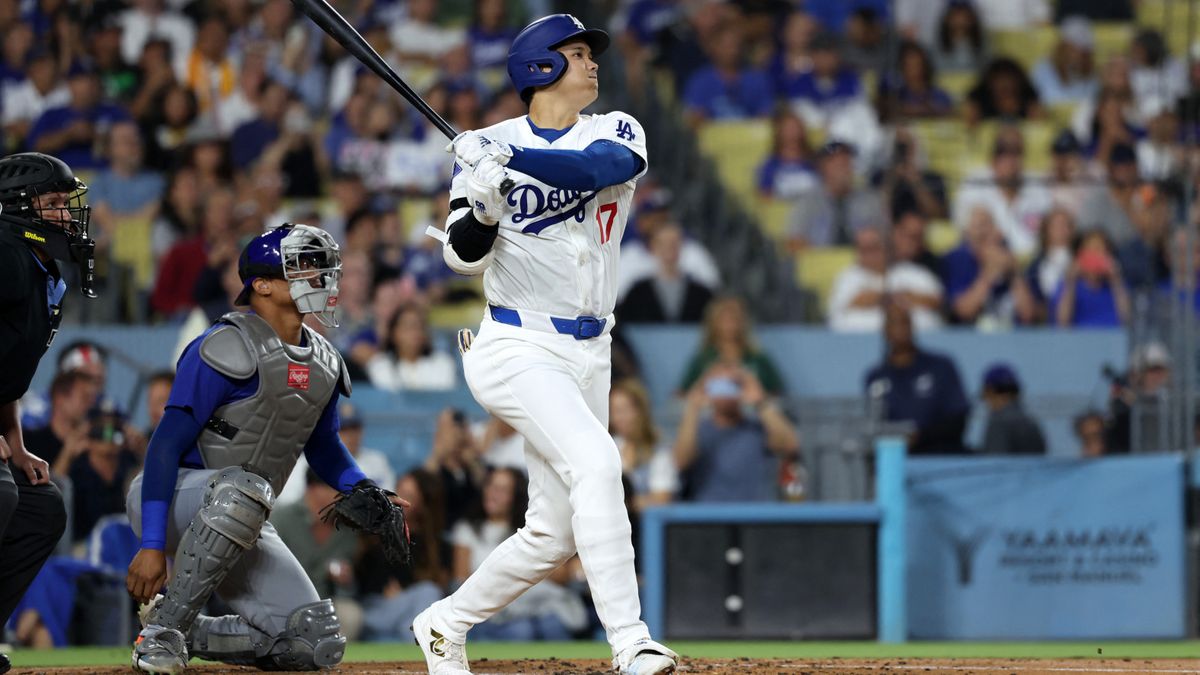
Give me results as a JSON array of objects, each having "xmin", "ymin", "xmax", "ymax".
[
  {"xmin": 257, "ymin": 600, "xmax": 346, "ymax": 671},
  {"xmin": 187, "ymin": 601, "xmax": 345, "ymax": 671},
  {"xmin": 150, "ymin": 466, "xmax": 274, "ymax": 634},
  {"xmin": 188, "ymin": 614, "xmax": 263, "ymax": 665}
]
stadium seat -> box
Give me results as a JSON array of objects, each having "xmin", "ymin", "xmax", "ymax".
[
  {"xmin": 1137, "ymin": 0, "xmax": 1193, "ymax": 56},
  {"xmin": 110, "ymin": 215, "xmax": 154, "ymax": 290},
  {"xmin": 973, "ymin": 120, "xmax": 1056, "ymax": 173},
  {"xmin": 1047, "ymin": 102, "xmax": 1078, "ymax": 129},
  {"xmin": 908, "ymin": 119, "xmax": 970, "ymax": 190},
  {"xmin": 935, "ymin": 71, "xmax": 976, "ymax": 106},
  {"xmin": 1091, "ymin": 23, "xmax": 1134, "ymax": 66},
  {"xmin": 794, "ymin": 246, "xmax": 855, "ymax": 315},
  {"xmin": 696, "ymin": 119, "xmax": 772, "ymax": 212},
  {"xmin": 428, "ymin": 297, "xmax": 486, "ymax": 329},
  {"xmin": 926, "ymin": 219, "xmax": 961, "ymax": 255},
  {"xmin": 400, "ymin": 197, "xmax": 434, "ymax": 240},
  {"xmin": 758, "ymin": 198, "xmax": 794, "ymax": 242},
  {"xmin": 989, "ymin": 26, "xmax": 1058, "ymax": 73}
]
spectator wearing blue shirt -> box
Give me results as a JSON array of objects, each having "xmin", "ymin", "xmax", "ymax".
[
  {"xmin": 803, "ymin": 0, "xmax": 890, "ymax": 33},
  {"xmin": 467, "ymin": 0, "xmax": 517, "ymax": 71},
  {"xmin": 882, "ymin": 41, "xmax": 954, "ymax": 120},
  {"xmin": 942, "ymin": 205, "xmax": 1039, "ymax": 327},
  {"xmin": 768, "ymin": 11, "xmax": 818, "ymax": 102},
  {"xmin": 675, "ymin": 366, "xmax": 800, "ymax": 502},
  {"xmin": 1052, "ymin": 230, "xmax": 1130, "ymax": 327},
  {"xmin": 682, "ymin": 23, "xmax": 774, "ymax": 128},
  {"xmin": 757, "ymin": 107, "xmax": 817, "ymax": 200},
  {"xmin": 230, "ymin": 80, "xmax": 290, "ymax": 171},
  {"xmin": 782, "ymin": 32, "xmax": 864, "ymax": 121},
  {"xmin": 29, "ymin": 64, "xmax": 130, "ymax": 170},
  {"xmin": 865, "ymin": 304, "xmax": 969, "ymax": 455}
]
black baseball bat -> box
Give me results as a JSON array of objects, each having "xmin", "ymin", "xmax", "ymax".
[{"xmin": 289, "ymin": 0, "xmax": 514, "ymax": 194}]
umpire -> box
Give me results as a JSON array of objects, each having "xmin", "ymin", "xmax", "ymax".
[{"xmin": 0, "ymin": 152, "xmax": 97, "ymax": 672}]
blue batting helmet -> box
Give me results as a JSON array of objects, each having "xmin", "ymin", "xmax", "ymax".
[{"xmin": 507, "ymin": 14, "xmax": 609, "ymax": 104}]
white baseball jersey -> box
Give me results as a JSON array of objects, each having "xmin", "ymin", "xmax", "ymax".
[{"xmin": 442, "ymin": 111, "xmax": 648, "ymax": 319}]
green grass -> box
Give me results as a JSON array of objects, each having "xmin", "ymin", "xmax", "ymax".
[{"xmin": 10, "ymin": 641, "xmax": 1200, "ymax": 667}]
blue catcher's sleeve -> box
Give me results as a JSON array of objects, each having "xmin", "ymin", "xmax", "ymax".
[
  {"xmin": 139, "ymin": 334, "xmax": 245, "ymax": 550},
  {"xmin": 303, "ymin": 392, "xmax": 369, "ymax": 492},
  {"xmin": 139, "ymin": 407, "xmax": 203, "ymax": 550},
  {"xmin": 506, "ymin": 140, "xmax": 643, "ymax": 192}
]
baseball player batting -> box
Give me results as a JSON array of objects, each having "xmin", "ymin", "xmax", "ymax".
[
  {"xmin": 124, "ymin": 223, "xmax": 409, "ymax": 673},
  {"xmin": 414, "ymin": 13, "xmax": 677, "ymax": 675}
]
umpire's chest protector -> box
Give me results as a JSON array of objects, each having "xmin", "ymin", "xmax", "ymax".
[{"xmin": 196, "ymin": 312, "xmax": 349, "ymax": 495}]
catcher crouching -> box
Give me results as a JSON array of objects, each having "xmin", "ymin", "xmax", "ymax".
[{"xmin": 124, "ymin": 223, "xmax": 410, "ymax": 673}]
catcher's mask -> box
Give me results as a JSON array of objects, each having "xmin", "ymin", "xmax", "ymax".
[
  {"xmin": 236, "ymin": 223, "xmax": 343, "ymax": 327},
  {"xmin": 0, "ymin": 153, "xmax": 96, "ymax": 297}
]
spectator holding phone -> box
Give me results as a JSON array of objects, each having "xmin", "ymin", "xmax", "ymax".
[
  {"xmin": 1052, "ymin": 229, "xmax": 1130, "ymax": 327},
  {"xmin": 59, "ymin": 401, "xmax": 140, "ymax": 543},
  {"xmin": 674, "ymin": 366, "xmax": 800, "ymax": 502}
]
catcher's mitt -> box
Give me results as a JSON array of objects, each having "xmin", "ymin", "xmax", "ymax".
[{"xmin": 320, "ymin": 480, "xmax": 412, "ymax": 568}]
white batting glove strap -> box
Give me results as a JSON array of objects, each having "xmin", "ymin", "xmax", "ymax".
[
  {"xmin": 446, "ymin": 131, "xmax": 513, "ymax": 167},
  {"xmin": 465, "ymin": 159, "xmax": 509, "ymax": 225}
]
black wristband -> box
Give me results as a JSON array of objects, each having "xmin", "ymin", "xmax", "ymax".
[{"xmin": 447, "ymin": 210, "xmax": 498, "ymax": 262}]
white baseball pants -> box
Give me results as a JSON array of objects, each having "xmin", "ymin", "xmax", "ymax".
[{"xmin": 425, "ymin": 317, "xmax": 650, "ymax": 655}]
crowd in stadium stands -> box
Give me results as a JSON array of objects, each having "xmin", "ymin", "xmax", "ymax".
[{"xmin": 4, "ymin": 0, "xmax": 1198, "ymax": 646}]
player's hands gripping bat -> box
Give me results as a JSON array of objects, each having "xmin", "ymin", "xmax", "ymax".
[
  {"xmin": 447, "ymin": 132, "xmax": 513, "ymax": 168},
  {"xmin": 320, "ymin": 480, "xmax": 412, "ymax": 568},
  {"xmin": 465, "ymin": 158, "xmax": 511, "ymax": 225}
]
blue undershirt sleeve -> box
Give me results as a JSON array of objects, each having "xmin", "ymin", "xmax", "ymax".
[
  {"xmin": 139, "ymin": 335, "xmax": 241, "ymax": 550},
  {"xmin": 505, "ymin": 140, "xmax": 643, "ymax": 191},
  {"xmin": 139, "ymin": 407, "xmax": 203, "ymax": 550},
  {"xmin": 303, "ymin": 392, "xmax": 369, "ymax": 492}
]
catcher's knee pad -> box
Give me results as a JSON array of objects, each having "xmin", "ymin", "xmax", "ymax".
[
  {"xmin": 152, "ymin": 467, "xmax": 273, "ymax": 632},
  {"xmin": 260, "ymin": 600, "xmax": 346, "ymax": 671},
  {"xmin": 200, "ymin": 465, "xmax": 275, "ymax": 548}
]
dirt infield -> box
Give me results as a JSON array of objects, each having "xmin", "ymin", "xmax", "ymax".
[{"xmin": 12, "ymin": 658, "xmax": 1200, "ymax": 674}]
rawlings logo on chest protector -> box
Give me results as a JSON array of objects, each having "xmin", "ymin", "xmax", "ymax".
[{"xmin": 287, "ymin": 363, "xmax": 310, "ymax": 390}]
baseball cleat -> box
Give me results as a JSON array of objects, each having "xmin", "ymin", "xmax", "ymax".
[
  {"xmin": 411, "ymin": 608, "xmax": 471, "ymax": 674},
  {"xmin": 613, "ymin": 638, "xmax": 678, "ymax": 675},
  {"xmin": 138, "ymin": 594, "xmax": 164, "ymax": 628},
  {"xmin": 131, "ymin": 625, "xmax": 189, "ymax": 674}
]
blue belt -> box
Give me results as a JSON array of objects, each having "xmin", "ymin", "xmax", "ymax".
[{"xmin": 489, "ymin": 304, "xmax": 608, "ymax": 340}]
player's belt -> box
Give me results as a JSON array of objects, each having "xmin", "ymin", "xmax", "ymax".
[{"xmin": 488, "ymin": 304, "xmax": 613, "ymax": 340}]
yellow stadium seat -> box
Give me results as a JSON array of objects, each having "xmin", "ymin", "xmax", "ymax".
[
  {"xmin": 926, "ymin": 219, "xmax": 961, "ymax": 255},
  {"xmin": 1047, "ymin": 102, "xmax": 1078, "ymax": 129},
  {"xmin": 989, "ymin": 27, "xmax": 1058, "ymax": 73},
  {"xmin": 973, "ymin": 120, "xmax": 1056, "ymax": 173},
  {"xmin": 908, "ymin": 118, "xmax": 970, "ymax": 189},
  {"xmin": 795, "ymin": 246, "xmax": 855, "ymax": 314},
  {"xmin": 111, "ymin": 215, "xmax": 154, "ymax": 289},
  {"xmin": 1092, "ymin": 23, "xmax": 1134, "ymax": 65},
  {"xmin": 936, "ymin": 71, "xmax": 976, "ymax": 105},
  {"xmin": 1137, "ymin": 0, "xmax": 1194, "ymax": 56},
  {"xmin": 429, "ymin": 299, "xmax": 486, "ymax": 330},
  {"xmin": 757, "ymin": 198, "xmax": 793, "ymax": 242},
  {"xmin": 400, "ymin": 197, "xmax": 433, "ymax": 242},
  {"xmin": 696, "ymin": 119, "xmax": 772, "ymax": 212}
]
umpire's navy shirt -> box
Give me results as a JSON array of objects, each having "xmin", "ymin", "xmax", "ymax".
[
  {"xmin": 864, "ymin": 349, "xmax": 970, "ymax": 455},
  {"xmin": 0, "ymin": 231, "xmax": 65, "ymax": 405}
]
